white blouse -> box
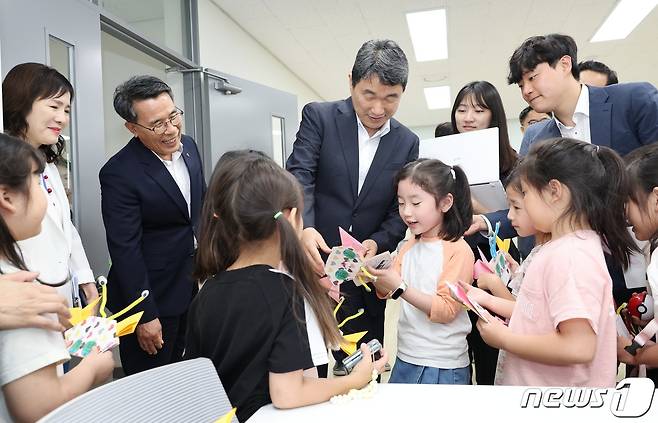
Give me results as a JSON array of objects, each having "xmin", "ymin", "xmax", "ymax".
[{"xmin": 17, "ymin": 162, "xmax": 94, "ymax": 306}]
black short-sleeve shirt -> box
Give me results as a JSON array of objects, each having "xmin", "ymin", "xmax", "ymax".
[{"xmin": 185, "ymin": 265, "xmax": 314, "ymax": 421}]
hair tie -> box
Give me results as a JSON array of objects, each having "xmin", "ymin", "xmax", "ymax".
[
  {"xmin": 274, "ymin": 211, "xmax": 283, "ymax": 220},
  {"xmin": 449, "ymin": 166, "xmax": 456, "ymax": 179},
  {"xmin": 212, "ymin": 212, "xmax": 219, "ymax": 220},
  {"xmin": 594, "ymin": 145, "xmax": 600, "ymax": 153}
]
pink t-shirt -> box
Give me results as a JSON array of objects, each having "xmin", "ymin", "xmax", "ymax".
[{"xmin": 501, "ymin": 230, "xmax": 617, "ymax": 387}]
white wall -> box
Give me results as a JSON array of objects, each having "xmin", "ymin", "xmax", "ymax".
[
  {"xmin": 410, "ymin": 118, "xmax": 524, "ymax": 152},
  {"xmin": 197, "ymin": 0, "xmax": 322, "ymax": 119}
]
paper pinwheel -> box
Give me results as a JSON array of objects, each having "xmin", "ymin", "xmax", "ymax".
[{"xmin": 65, "ymin": 276, "xmax": 149, "ymax": 358}]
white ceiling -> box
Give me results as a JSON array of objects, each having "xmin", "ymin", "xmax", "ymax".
[{"xmin": 212, "ymin": 0, "xmax": 658, "ymax": 128}]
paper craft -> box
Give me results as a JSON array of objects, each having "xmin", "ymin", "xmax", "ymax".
[
  {"xmin": 325, "ymin": 228, "xmax": 393, "ymax": 294},
  {"xmin": 491, "ymin": 250, "xmax": 511, "ymax": 285},
  {"xmin": 496, "ymin": 236, "xmax": 511, "ymax": 254},
  {"xmin": 333, "ymin": 297, "xmax": 368, "ymax": 355},
  {"xmin": 334, "ymin": 297, "xmax": 368, "ymax": 355},
  {"xmin": 324, "ymin": 246, "xmax": 374, "ymax": 292},
  {"xmin": 473, "ymin": 246, "xmax": 511, "ymax": 285},
  {"xmin": 325, "ymin": 246, "xmax": 363, "ymax": 286},
  {"xmin": 65, "ymin": 276, "xmax": 148, "ymax": 358},
  {"xmin": 339, "ymin": 227, "xmax": 366, "ymax": 256},
  {"xmin": 446, "ymin": 282, "xmax": 489, "ymax": 323},
  {"xmin": 473, "ymin": 260, "xmax": 493, "ymax": 280},
  {"xmin": 69, "ymin": 295, "xmax": 102, "ymax": 325},
  {"xmin": 65, "ymin": 316, "xmax": 120, "ymax": 357},
  {"xmin": 489, "ymin": 221, "xmax": 500, "ymax": 258},
  {"xmin": 339, "ymin": 331, "xmax": 368, "ymax": 355},
  {"xmin": 214, "ymin": 408, "xmax": 236, "ymax": 423},
  {"xmin": 364, "ymin": 251, "xmax": 393, "ymax": 270}
]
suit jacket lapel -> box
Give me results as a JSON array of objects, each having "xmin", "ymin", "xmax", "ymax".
[
  {"xmin": 336, "ymin": 99, "xmax": 359, "ymax": 203},
  {"xmin": 355, "ymin": 120, "xmax": 398, "ymax": 209},
  {"xmin": 132, "ymin": 138, "xmax": 190, "ymax": 220},
  {"xmin": 588, "ymin": 87, "xmax": 612, "ymax": 148}
]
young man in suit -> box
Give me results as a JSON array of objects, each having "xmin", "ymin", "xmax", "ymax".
[
  {"xmin": 287, "ymin": 39, "xmax": 419, "ymax": 376},
  {"xmin": 470, "ymin": 34, "xmax": 658, "ymax": 302},
  {"xmin": 100, "ymin": 76, "xmax": 206, "ymax": 375}
]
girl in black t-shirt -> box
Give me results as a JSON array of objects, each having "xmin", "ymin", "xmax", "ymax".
[{"xmin": 186, "ymin": 152, "xmax": 388, "ymax": 421}]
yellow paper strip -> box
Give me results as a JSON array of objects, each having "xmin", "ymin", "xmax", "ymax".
[
  {"xmin": 337, "ymin": 308, "xmax": 364, "ymax": 329},
  {"xmin": 340, "ymin": 330, "xmax": 368, "ymax": 355},
  {"xmin": 115, "ymin": 311, "xmax": 144, "ymax": 337},
  {"xmin": 98, "ymin": 276, "xmax": 108, "ymax": 318},
  {"xmin": 68, "ymin": 296, "xmax": 102, "ymax": 326},
  {"xmin": 214, "ymin": 408, "xmax": 236, "ymax": 423},
  {"xmin": 495, "ymin": 237, "xmax": 511, "ymax": 253},
  {"xmin": 108, "ymin": 290, "xmax": 149, "ymax": 321}
]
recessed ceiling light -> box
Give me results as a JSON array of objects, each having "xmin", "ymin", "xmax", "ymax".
[
  {"xmin": 424, "ymin": 86, "xmax": 451, "ymax": 110},
  {"xmin": 406, "ymin": 9, "xmax": 448, "ymax": 61},
  {"xmin": 591, "ymin": 0, "xmax": 658, "ymax": 42}
]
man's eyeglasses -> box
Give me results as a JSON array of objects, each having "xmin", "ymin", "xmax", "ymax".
[{"xmin": 133, "ymin": 108, "xmax": 184, "ymax": 135}]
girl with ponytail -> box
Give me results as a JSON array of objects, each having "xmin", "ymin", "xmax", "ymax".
[
  {"xmin": 466, "ymin": 138, "xmax": 633, "ymax": 387},
  {"xmin": 368, "ymin": 158, "xmax": 476, "ymax": 385},
  {"xmin": 187, "ymin": 152, "xmax": 387, "ymax": 422}
]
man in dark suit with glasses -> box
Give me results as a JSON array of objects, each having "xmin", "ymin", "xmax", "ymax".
[{"xmin": 100, "ymin": 75, "xmax": 206, "ymax": 375}]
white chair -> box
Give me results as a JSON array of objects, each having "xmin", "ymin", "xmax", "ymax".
[{"xmin": 38, "ymin": 358, "xmax": 237, "ymax": 422}]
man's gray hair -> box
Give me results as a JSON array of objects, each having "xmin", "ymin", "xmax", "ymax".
[
  {"xmin": 113, "ymin": 75, "xmax": 173, "ymax": 123},
  {"xmin": 351, "ymin": 39, "xmax": 409, "ymax": 90}
]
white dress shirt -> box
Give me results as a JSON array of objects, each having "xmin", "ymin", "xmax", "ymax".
[
  {"xmin": 356, "ymin": 114, "xmax": 391, "ymax": 194},
  {"xmin": 153, "ymin": 146, "xmax": 191, "ymax": 217},
  {"xmin": 555, "ymin": 84, "xmax": 591, "ymax": 143}
]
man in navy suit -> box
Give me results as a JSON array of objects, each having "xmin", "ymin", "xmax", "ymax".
[
  {"xmin": 469, "ymin": 34, "xmax": 658, "ymax": 301},
  {"xmin": 100, "ymin": 76, "xmax": 206, "ymax": 375},
  {"xmin": 287, "ymin": 39, "xmax": 419, "ymax": 375}
]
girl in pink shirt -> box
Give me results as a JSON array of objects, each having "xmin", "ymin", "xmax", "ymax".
[{"xmin": 465, "ymin": 138, "xmax": 636, "ymax": 387}]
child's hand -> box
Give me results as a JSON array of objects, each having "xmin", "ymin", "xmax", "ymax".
[
  {"xmin": 503, "ymin": 252, "xmax": 520, "ymax": 273},
  {"xmin": 617, "ymin": 336, "xmax": 637, "ymax": 365},
  {"xmin": 367, "ymin": 266, "xmax": 402, "ymax": 294},
  {"xmin": 351, "ymin": 343, "xmax": 389, "ymax": 387},
  {"xmin": 476, "ymin": 309, "xmax": 508, "ymax": 349},
  {"xmin": 476, "ymin": 273, "xmax": 500, "ymax": 291},
  {"xmin": 82, "ymin": 347, "xmax": 115, "ymax": 386},
  {"xmin": 458, "ymin": 280, "xmax": 492, "ymax": 309}
]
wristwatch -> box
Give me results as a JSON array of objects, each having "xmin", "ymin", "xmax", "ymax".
[{"xmin": 390, "ymin": 280, "xmax": 408, "ymax": 300}]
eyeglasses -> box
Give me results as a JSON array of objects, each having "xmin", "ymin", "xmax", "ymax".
[{"xmin": 133, "ymin": 108, "xmax": 184, "ymax": 135}]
